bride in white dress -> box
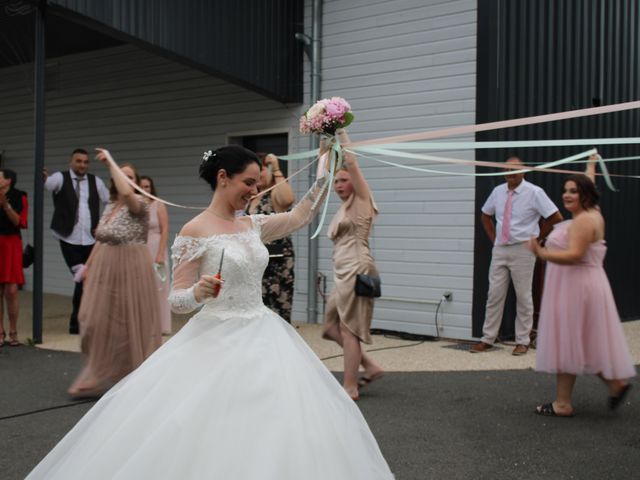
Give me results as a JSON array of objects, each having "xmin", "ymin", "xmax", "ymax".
[{"xmin": 27, "ymin": 145, "xmax": 394, "ymax": 479}]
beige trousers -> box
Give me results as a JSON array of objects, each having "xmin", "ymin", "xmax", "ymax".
[{"xmin": 481, "ymin": 242, "xmax": 536, "ymax": 346}]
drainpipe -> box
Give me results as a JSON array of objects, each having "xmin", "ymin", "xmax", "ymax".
[
  {"xmin": 305, "ymin": 0, "xmax": 322, "ymax": 323},
  {"xmin": 32, "ymin": 0, "xmax": 46, "ymax": 343}
]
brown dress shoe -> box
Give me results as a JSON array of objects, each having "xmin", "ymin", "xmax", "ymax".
[
  {"xmin": 470, "ymin": 342, "xmax": 493, "ymax": 353},
  {"xmin": 512, "ymin": 344, "xmax": 529, "ymax": 356}
]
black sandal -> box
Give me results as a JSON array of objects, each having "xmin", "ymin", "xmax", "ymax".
[
  {"xmin": 609, "ymin": 384, "xmax": 632, "ymax": 411},
  {"xmin": 535, "ymin": 402, "xmax": 575, "ymax": 417}
]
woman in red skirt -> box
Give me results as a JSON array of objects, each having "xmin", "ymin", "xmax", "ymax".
[{"xmin": 0, "ymin": 168, "xmax": 26, "ymax": 347}]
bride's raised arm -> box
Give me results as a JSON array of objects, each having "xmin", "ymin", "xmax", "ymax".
[
  {"xmin": 255, "ymin": 175, "xmax": 328, "ymax": 243},
  {"xmin": 254, "ymin": 154, "xmax": 329, "ymax": 244}
]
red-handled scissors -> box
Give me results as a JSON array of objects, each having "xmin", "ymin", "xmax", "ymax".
[{"xmin": 213, "ymin": 248, "xmax": 224, "ymax": 298}]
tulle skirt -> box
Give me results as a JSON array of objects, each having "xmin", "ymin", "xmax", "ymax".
[
  {"xmin": 72, "ymin": 243, "xmax": 162, "ymax": 393},
  {"xmin": 536, "ymin": 263, "xmax": 636, "ymax": 380},
  {"xmin": 146, "ymin": 231, "xmax": 172, "ymax": 334},
  {"xmin": 27, "ymin": 305, "xmax": 394, "ymax": 479}
]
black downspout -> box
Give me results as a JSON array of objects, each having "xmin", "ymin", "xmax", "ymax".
[{"xmin": 32, "ymin": 0, "xmax": 46, "ymax": 343}]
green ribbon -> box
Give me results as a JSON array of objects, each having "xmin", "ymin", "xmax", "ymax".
[
  {"xmin": 310, "ymin": 137, "xmax": 344, "ymax": 239},
  {"xmin": 350, "ymin": 147, "xmax": 595, "ymax": 175},
  {"xmin": 595, "ymin": 155, "xmax": 618, "ymax": 191}
]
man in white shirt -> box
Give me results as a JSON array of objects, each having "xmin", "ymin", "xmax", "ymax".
[
  {"xmin": 44, "ymin": 148, "xmax": 110, "ymax": 334},
  {"xmin": 471, "ymin": 156, "xmax": 562, "ymax": 355}
]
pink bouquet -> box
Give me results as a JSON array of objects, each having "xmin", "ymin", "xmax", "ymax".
[{"xmin": 299, "ymin": 97, "xmax": 354, "ymax": 136}]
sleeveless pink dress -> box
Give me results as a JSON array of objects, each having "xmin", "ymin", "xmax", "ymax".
[
  {"xmin": 146, "ymin": 201, "xmax": 172, "ymax": 334},
  {"xmin": 536, "ymin": 220, "xmax": 636, "ymax": 380}
]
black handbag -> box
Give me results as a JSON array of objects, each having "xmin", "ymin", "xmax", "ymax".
[
  {"xmin": 23, "ymin": 243, "xmax": 34, "ymax": 268},
  {"xmin": 355, "ymin": 274, "xmax": 381, "ymax": 298}
]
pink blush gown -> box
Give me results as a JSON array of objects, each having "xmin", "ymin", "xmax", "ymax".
[
  {"xmin": 146, "ymin": 200, "xmax": 172, "ymax": 334},
  {"xmin": 536, "ymin": 220, "xmax": 636, "ymax": 380}
]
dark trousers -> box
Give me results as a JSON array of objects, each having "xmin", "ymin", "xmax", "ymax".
[{"xmin": 59, "ymin": 241, "xmax": 94, "ymax": 330}]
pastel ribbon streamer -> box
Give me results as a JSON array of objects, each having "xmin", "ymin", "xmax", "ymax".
[
  {"xmin": 350, "ymin": 149, "xmax": 598, "ymax": 178},
  {"xmin": 310, "ymin": 137, "xmax": 343, "ymax": 239},
  {"xmin": 348, "ymin": 100, "xmax": 640, "ymax": 147},
  {"xmin": 99, "ymin": 100, "xmax": 640, "ymax": 212},
  {"xmin": 595, "ymin": 154, "xmax": 618, "ymax": 191}
]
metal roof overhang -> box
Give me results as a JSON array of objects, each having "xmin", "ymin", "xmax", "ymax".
[{"xmin": 0, "ymin": 0, "xmax": 304, "ymax": 104}]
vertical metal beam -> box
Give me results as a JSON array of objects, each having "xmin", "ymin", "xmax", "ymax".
[
  {"xmin": 306, "ymin": 0, "xmax": 322, "ymax": 323},
  {"xmin": 32, "ymin": 0, "xmax": 46, "ymax": 344}
]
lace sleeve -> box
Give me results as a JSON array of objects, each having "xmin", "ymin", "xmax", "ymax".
[
  {"xmin": 168, "ymin": 236, "xmax": 207, "ymax": 314},
  {"xmin": 253, "ymin": 176, "xmax": 329, "ymax": 244}
]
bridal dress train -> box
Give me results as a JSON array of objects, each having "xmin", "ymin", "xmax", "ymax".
[{"xmin": 27, "ymin": 177, "xmax": 394, "ymax": 480}]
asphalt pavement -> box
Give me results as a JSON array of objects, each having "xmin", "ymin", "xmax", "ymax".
[{"xmin": 1, "ymin": 344, "xmax": 638, "ymax": 480}]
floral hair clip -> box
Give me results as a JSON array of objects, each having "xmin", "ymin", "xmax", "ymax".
[{"xmin": 202, "ymin": 150, "xmax": 216, "ymax": 163}]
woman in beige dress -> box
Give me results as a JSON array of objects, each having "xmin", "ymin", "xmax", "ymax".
[
  {"xmin": 322, "ymin": 129, "xmax": 384, "ymax": 401},
  {"xmin": 140, "ymin": 176, "xmax": 172, "ymax": 334},
  {"xmin": 68, "ymin": 151, "xmax": 161, "ymax": 398}
]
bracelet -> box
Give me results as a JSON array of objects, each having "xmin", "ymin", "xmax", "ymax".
[{"xmin": 273, "ymin": 170, "xmax": 284, "ymax": 176}]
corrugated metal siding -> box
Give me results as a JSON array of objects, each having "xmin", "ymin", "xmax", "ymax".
[
  {"xmin": 298, "ymin": 0, "xmax": 478, "ymax": 338},
  {"xmin": 474, "ymin": 0, "xmax": 640, "ymax": 336},
  {"xmin": 0, "ymin": 44, "xmax": 308, "ymax": 302},
  {"xmin": 48, "ymin": 0, "xmax": 303, "ymax": 103}
]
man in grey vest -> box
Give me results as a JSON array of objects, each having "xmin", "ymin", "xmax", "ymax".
[{"xmin": 44, "ymin": 148, "xmax": 109, "ymax": 334}]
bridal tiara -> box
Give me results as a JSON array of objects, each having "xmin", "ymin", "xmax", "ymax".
[{"xmin": 202, "ymin": 150, "xmax": 216, "ymax": 164}]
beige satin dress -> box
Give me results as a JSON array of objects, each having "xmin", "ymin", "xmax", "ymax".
[{"xmin": 323, "ymin": 193, "xmax": 378, "ymax": 344}]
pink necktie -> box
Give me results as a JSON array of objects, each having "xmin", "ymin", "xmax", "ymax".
[{"xmin": 500, "ymin": 190, "xmax": 513, "ymax": 244}]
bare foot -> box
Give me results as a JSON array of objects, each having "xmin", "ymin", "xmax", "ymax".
[
  {"xmin": 344, "ymin": 387, "xmax": 359, "ymax": 401},
  {"xmin": 68, "ymin": 384, "xmax": 105, "ymax": 399},
  {"xmin": 358, "ymin": 369, "xmax": 385, "ymax": 389}
]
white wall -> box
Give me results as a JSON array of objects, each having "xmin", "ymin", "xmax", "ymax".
[
  {"xmin": 300, "ymin": 0, "xmax": 478, "ymax": 339},
  {"xmin": 0, "ymin": 44, "xmax": 309, "ymax": 301},
  {"xmin": 1, "ymin": 0, "xmax": 478, "ymax": 339}
]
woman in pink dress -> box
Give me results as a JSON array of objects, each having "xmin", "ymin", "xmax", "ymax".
[
  {"xmin": 69, "ymin": 153, "xmax": 161, "ymax": 398},
  {"xmin": 140, "ymin": 176, "xmax": 172, "ymax": 335},
  {"xmin": 529, "ymin": 168, "xmax": 635, "ymax": 417}
]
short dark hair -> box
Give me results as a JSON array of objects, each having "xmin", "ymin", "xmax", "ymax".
[
  {"xmin": 140, "ymin": 175, "xmax": 157, "ymax": 196},
  {"xmin": 199, "ymin": 145, "xmax": 261, "ymax": 191},
  {"xmin": 0, "ymin": 168, "xmax": 17, "ymax": 189},
  {"xmin": 565, "ymin": 174, "xmax": 600, "ymax": 209},
  {"xmin": 71, "ymin": 148, "xmax": 88, "ymax": 157}
]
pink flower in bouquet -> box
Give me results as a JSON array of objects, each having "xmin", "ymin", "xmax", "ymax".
[
  {"xmin": 325, "ymin": 97, "xmax": 350, "ymax": 118},
  {"xmin": 299, "ymin": 96, "xmax": 354, "ymax": 135}
]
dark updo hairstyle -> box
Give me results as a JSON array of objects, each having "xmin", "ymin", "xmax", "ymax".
[
  {"xmin": 0, "ymin": 168, "xmax": 17, "ymax": 189},
  {"xmin": 565, "ymin": 174, "xmax": 600, "ymax": 209},
  {"xmin": 199, "ymin": 145, "xmax": 261, "ymax": 191}
]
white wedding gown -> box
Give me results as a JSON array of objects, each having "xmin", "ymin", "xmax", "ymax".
[{"xmin": 27, "ymin": 178, "xmax": 394, "ymax": 480}]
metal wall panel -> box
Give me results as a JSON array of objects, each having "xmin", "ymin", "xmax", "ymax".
[
  {"xmin": 48, "ymin": 0, "xmax": 303, "ymax": 103},
  {"xmin": 474, "ymin": 0, "xmax": 640, "ymax": 337},
  {"xmin": 0, "ymin": 45, "xmax": 306, "ymax": 304},
  {"xmin": 307, "ymin": 0, "xmax": 478, "ymax": 338}
]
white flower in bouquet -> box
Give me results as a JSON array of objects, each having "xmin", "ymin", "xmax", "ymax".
[{"xmin": 299, "ymin": 97, "xmax": 354, "ymax": 136}]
